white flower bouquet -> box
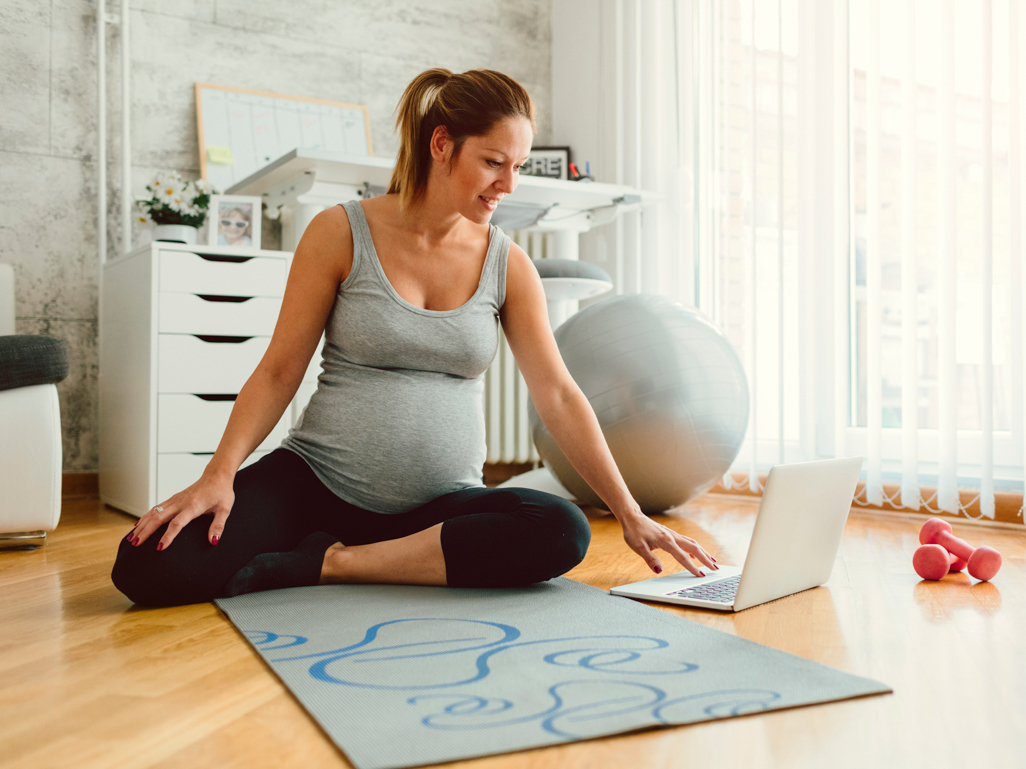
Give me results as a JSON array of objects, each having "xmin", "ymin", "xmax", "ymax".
[{"xmin": 135, "ymin": 171, "xmax": 218, "ymax": 228}]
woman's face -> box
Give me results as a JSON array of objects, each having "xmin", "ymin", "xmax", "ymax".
[
  {"xmin": 219, "ymin": 210, "xmax": 250, "ymax": 242},
  {"xmin": 432, "ymin": 116, "xmax": 534, "ymax": 225}
]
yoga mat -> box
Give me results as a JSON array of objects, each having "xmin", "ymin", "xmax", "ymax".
[{"xmin": 216, "ymin": 578, "xmax": 889, "ymax": 769}]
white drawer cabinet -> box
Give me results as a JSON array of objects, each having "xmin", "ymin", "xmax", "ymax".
[
  {"xmin": 157, "ymin": 335, "xmax": 272, "ymax": 393},
  {"xmin": 156, "ymin": 451, "xmax": 269, "ymax": 503},
  {"xmin": 156, "ymin": 394, "xmax": 289, "ymax": 453},
  {"xmin": 99, "ymin": 241, "xmax": 311, "ymax": 517},
  {"xmin": 158, "ymin": 250, "xmax": 287, "ymax": 295},
  {"xmin": 158, "ymin": 293, "xmax": 282, "ymax": 336}
]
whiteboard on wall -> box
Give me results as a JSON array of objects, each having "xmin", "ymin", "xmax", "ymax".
[{"xmin": 196, "ymin": 82, "xmax": 372, "ymax": 192}]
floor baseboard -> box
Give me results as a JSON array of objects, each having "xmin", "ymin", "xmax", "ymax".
[
  {"xmin": 62, "ymin": 473, "xmax": 98, "ymax": 499},
  {"xmin": 64, "ymin": 466, "xmax": 1024, "ymax": 527},
  {"xmin": 713, "ymin": 472, "xmax": 1024, "ymax": 526},
  {"xmin": 483, "ymin": 462, "xmax": 538, "ymax": 487},
  {"xmin": 62, "ymin": 465, "xmax": 541, "ymax": 499}
]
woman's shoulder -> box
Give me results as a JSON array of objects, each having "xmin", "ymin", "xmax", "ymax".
[
  {"xmin": 296, "ymin": 205, "xmax": 356, "ymax": 284},
  {"xmin": 311, "ymin": 203, "xmax": 355, "ymax": 246}
]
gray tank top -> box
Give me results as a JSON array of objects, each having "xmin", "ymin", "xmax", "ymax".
[{"xmin": 280, "ymin": 199, "xmax": 510, "ymax": 513}]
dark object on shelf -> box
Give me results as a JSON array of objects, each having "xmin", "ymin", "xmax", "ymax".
[{"xmin": 523, "ymin": 146, "xmax": 571, "ymax": 180}]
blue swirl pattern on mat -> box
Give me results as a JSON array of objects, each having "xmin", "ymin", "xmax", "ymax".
[
  {"xmin": 247, "ymin": 619, "xmax": 780, "ymax": 738},
  {"xmin": 245, "ymin": 631, "xmax": 308, "ymax": 650}
]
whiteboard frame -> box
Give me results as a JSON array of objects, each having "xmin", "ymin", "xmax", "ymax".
[{"xmin": 195, "ymin": 82, "xmax": 373, "ymax": 183}]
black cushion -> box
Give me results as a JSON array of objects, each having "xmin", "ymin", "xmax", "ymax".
[
  {"xmin": 0, "ymin": 335, "xmax": 69, "ymax": 392},
  {"xmin": 531, "ymin": 258, "xmax": 612, "ymax": 282}
]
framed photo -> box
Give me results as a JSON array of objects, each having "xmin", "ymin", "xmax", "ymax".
[
  {"xmin": 522, "ymin": 146, "xmax": 571, "ymax": 181},
  {"xmin": 207, "ymin": 194, "xmax": 262, "ymax": 247}
]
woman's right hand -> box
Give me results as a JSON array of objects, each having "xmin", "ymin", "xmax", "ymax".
[{"xmin": 127, "ymin": 470, "xmax": 236, "ymax": 551}]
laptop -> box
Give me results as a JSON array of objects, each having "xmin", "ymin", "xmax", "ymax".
[{"xmin": 610, "ymin": 456, "xmax": 864, "ymax": 612}]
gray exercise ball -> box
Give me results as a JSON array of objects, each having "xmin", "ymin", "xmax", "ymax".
[{"xmin": 529, "ymin": 293, "xmax": 749, "ymax": 513}]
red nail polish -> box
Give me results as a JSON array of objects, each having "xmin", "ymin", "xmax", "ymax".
[
  {"xmin": 156, "ymin": 542, "xmax": 164, "ymax": 551},
  {"xmin": 211, "ymin": 535, "xmax": 219, "ymax": 546},
  {"xmin": 654, "ymin": 565, "xmax": 662, "ymax": 574}
]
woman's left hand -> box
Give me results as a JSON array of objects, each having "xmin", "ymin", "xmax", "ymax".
[{"xmin": 619, "ymin": 513, "xmax": 718, "ymax": 576}]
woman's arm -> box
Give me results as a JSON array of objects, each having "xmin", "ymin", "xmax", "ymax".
[
  {"xmin": 499, "ymin": 243, "xmax": 717, "ymax": 576},
  {"xmin": 130, "ymin": 208, "xmax": 353, "ymax": 549},
  {"xmin": 204, "ymin": 208, "xmax": 352, "ymax": 481}
]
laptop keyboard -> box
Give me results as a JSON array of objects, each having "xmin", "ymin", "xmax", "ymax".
[{"xmin": 666, "ymin": 573, "xmax": 741, "ymax": 604}]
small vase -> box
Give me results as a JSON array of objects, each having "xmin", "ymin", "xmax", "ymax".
[{"xmin": 154, "ymin": 224, "xmax": 198, "ymax": 244}]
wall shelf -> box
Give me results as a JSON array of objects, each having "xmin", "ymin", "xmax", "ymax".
[{"xmin": 225, "ymin": 148, "xmax": 657, "ymax": 259}]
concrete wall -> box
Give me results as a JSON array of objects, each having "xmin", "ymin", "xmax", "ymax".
[{"xmin": 1, "ymin": 0, "xmax": 551, "ymax": 473}]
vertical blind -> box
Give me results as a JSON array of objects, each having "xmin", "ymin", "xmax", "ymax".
[{"xmin": 579, "ymin": 0, "xmax": 1026, "ymax": 520}]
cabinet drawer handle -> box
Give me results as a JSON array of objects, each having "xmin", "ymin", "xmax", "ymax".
[
  {"xmin": 197, "ymin": 254, "xmax": 254, "ymax": 264},
  {"xmin": 192, "ymin": 335, "xmax": 253, "ymax": 344},
  {"xmin": 190, "ymin": 452, "xmax": 215, "ymax": 456},
  {"xmin": 196, "ymin": 294, "xmax": 253, "ymax": 303},
  {"xmin": 193, "ymin": 394, "xmax": 238, "ymax": 401}
]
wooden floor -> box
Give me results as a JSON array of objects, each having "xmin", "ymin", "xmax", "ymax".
[{"xmin": 2, "ymin": 494, "xmax": 1024, "ymax": 769}]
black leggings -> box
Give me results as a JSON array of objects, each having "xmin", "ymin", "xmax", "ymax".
[{"xmin": 111, "ymin": 448, "xmax": 591, "ymax": 607}]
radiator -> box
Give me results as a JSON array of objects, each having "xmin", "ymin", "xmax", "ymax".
[
  {"xmin": 483, "ymin": 230, "xmax": 548, "ymax": 464},
  {"xmin": 484, "ymin": 330, "xmax": 539, "ymax": 463}
]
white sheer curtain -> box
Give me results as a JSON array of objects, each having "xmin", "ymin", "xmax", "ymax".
[
  {"xmin": 554, "ymin": 0, "xmax": 693, "ymax": 307},
  {"xmin": 693, "ymin": 0, "xmax": 1026, "ymax": 519},
  {"xmin": 553, "ymin": 0, "xmax": 1026, "ymax": 519}
]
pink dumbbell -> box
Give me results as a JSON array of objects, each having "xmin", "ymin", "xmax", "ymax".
[
  {"xmin": 912, "ymin": 544, "xmax": 965, "ymax": 580},
  {"xmin": 919, "ymin": 518, "xmax": 1002, "ymax": 581}
]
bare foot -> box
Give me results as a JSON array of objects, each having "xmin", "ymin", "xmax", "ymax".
[{"xmin": 319, "ymin": 542, "xmax": 348, "ymax": 585}]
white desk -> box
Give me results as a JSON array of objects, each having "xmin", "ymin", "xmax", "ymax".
[{"xmin": 226, "ymin": 148, "xmax": 656, "ymax": 260}]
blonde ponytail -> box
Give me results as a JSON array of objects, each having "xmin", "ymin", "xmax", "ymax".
[{"xmin": 388, "ymin": 68, "xmax": 452, "ymax": 213}]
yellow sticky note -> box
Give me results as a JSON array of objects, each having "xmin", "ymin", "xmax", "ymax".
[{"xmin": 207, "ymin": 145, "xmax": 234, "ymax": 165}]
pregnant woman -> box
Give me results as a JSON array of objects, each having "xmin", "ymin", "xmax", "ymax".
[{"xmin": 111, "ymin": 67, "xmax": 716, "ymax": 607}]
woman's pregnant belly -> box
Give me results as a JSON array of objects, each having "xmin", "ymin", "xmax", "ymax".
[{"xmin": 284, "ymin": 363, "xmax": 487, "ymax": 513}]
